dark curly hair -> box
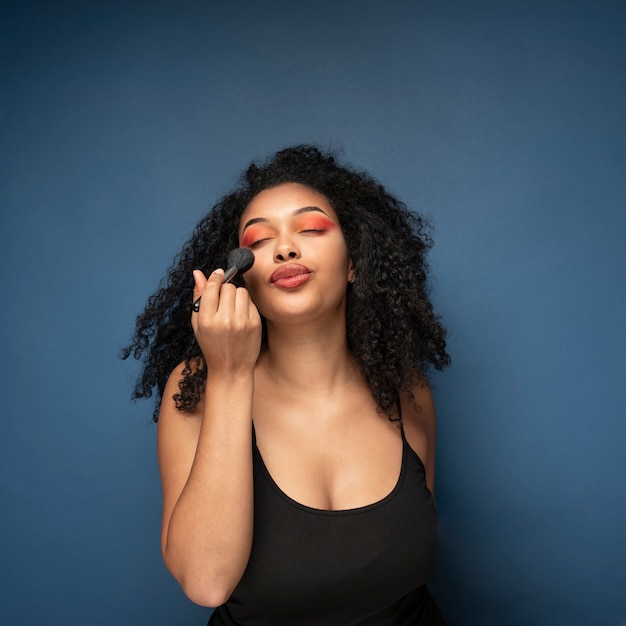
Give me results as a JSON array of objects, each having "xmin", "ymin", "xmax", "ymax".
[{"xmin": 121, "ymin": 144, "xmax": 450, "ymax": 421}]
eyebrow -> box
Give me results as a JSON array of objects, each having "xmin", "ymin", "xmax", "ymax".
[{"xmin": 240, "ymin": 206, "xmax": 331, "ymax": 233}]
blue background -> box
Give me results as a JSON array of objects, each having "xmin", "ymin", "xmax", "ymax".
[{"xmin": 2, "ymin": 1, "xmax": 625, "ymax": 624}]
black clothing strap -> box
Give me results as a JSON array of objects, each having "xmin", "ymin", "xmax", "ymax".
[{"xmin": 208, "ymin": 421, "xmax": 443, "ymax": 625}]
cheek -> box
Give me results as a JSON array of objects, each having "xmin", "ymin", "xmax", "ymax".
[
  {"xmin": 242, "ymin": 268, "xmax": 264, "ymax": 301},
  {"xmin": 327, "ymin": 238, "xmax": 350, "ymax": 268},
  {"xmin": 242, "ymin": 274, "xmax": 272, "ymax": 318}
]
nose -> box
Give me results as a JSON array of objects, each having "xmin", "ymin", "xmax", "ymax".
[{"xmin": 274, "ymin": 233, "xmax": 300, "ymax": 262}]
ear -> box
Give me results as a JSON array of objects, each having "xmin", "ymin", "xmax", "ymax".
[{"xmin": 347, "ymin": 259, "xmax": 356, "ymax": 283}]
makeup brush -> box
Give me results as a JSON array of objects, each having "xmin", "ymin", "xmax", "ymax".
[{"xmin": 191, "ymin": 247, "xmax": 255, "ymax": 313}]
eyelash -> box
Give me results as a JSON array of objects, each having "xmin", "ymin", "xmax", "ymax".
[
  {"xmin": 247, "ymin": 238, "xmax": 270, "ymax": 248},
  {"xmin": 246, "ymin": 228, "xmax": 326, "ymax": 248}
]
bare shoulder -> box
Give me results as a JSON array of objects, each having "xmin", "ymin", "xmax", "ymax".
[
  {"xmin": 158, "ymin": 361, "xmax": 203, "ymax": 425},
  {"xmin": 399, "ymin": 381, "xmax": 438, "ymax": 494},
  {"xmin": 399, "ymin": 381, "xmax": 437, "ymax": 433},
  {"xmin": 157, "ymin": 361, "xmax": 204, "ymax": 457}
]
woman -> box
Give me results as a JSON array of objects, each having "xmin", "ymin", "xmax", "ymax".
[{"xmin": 122, "ymin": 145, "xmax": 450, "ymax": 625}]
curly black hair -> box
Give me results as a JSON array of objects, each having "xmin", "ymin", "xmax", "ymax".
[{"xmin": 121, "ymin": 144, "xmax": 450, "ymax": 421}]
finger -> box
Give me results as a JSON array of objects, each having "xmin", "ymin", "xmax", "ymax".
[
  {"xmin": 215, "ymin": 282, "xmax": 237, "ymax": 320},
  {"xmin": 193, "ymin": 268, "xmax": 224, "ymax": 314},
  {"xmin": 247, "ymin": 296, "xmax": 260, "ymax": 323},
  {"xmin": 235, "ymin": 288, "xmax": 259, "ymax": 327},
  {"xmin": 239, "ymin": 289, "xmax": 261, "ymax": 330},
  {"xmin": 234, "ymin": 286, "xmax": 251, "ymax": 316}
]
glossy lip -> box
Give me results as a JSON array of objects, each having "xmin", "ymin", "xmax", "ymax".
[{"xmin": 269, "ymin": 263, "xmax": 312, "ymax": 286}]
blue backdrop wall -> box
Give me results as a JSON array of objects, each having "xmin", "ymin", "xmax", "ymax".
[{"xmin": 2, "ymin": 1, "xmax": 625, "ymax": 624}]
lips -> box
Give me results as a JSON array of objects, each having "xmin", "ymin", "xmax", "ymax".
[{"xmin": 269, "ymin": 263, "xmax": 312, "ymax": 288}]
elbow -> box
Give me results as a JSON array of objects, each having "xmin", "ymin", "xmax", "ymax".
[
  {"xmin": 162, "ymin": 551, "xmax": 236, "ymax": 608},
  {"xmin": 162, "ymin": 538, "xmax": 248, "ymax": 607},
  {"xmin": 179, "ymin": 576, "xmax": 234, "ymax": 608}
]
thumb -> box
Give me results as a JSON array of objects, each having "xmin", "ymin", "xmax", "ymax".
[{"xmin": 192, "ymin": 269, "xmax": 208, "ymax": 300}]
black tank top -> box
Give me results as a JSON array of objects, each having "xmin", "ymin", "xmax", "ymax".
[{"xmin": 208, "ymin": 428, "xmax": 443, "ymax": 625}]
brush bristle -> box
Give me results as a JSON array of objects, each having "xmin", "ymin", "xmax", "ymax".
[{"xmin": 227, "ymin": 247, "xmax": 255, "ymax": 274}]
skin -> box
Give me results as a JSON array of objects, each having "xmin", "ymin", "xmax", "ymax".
[{"xmin": 156, "ymin": 183, "xmax": 438, "ymax": 607}]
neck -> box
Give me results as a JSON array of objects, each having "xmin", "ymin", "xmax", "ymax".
[{"xmin": 260, "ymin": 319, "xmax": 358, "ymax": 396}]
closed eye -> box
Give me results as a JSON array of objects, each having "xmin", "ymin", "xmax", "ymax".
[
  {"xmin": 247, "ymin": 237, "xmax": 272, "ymax": 248},
  {"xmin": 241, "ymin": 225, "xmax": 275, "ymax": 248},
  {"xmin": 296, "ymin": 214, "xmax": 337, "ymax": 234}
]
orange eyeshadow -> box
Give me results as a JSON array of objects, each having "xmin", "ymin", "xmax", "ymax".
[
  {"xmin": 296, "ymin": 215, "xmax": 336, "ymax": 231},
  {"xmin": 240, "ymin": 214, "xmax": 336, "ymax": 247},
  {"xmin": 240, "ymin": 226, "xmax": 273, "ymax": 248}
]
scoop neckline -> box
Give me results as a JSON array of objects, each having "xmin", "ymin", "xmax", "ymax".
[{"xmin": 252, "ymin": 434, "xmax": 408, "ymax": 516}]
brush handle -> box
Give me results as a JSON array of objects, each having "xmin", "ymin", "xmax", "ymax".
[{"xmin": 191, "ymin": 269, "xmax": 238, "ymax": 313}]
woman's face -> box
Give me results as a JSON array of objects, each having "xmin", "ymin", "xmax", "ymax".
[{"xmin": 238, "ymin": 183, "xmax": 354, "ymax": 326}]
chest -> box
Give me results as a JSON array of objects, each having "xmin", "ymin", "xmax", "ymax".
[
  {"xmin": 251, "ymin": 389, "xmax": 408, "ymax": 510},
  {"xmin": 226, "ymin": 442, "xmax": 438, "ymax": 622}
]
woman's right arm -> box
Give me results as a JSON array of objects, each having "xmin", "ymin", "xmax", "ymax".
[{"xmin": 157, "ymin": 269, "xmax": 261, "ymax": 607}]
